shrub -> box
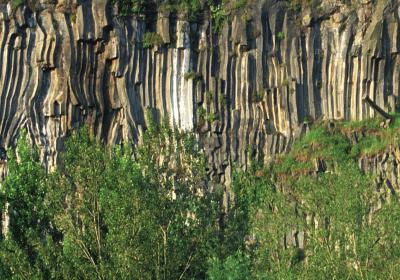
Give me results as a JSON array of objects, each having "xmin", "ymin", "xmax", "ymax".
[
  {"xmin": 210, "ymin": 4, "xmax": 228, "ymax": 34},
  {"xmin": 11, "ymin": 0, "xmax": 24, "ymax": 9},
  {"xmin": 143, "ymin": 32, "xmax": 164, "ymax": 48},
  {"xmin": 207, "ymin": 251, "xmax": 251, "ymax": 280},
  {"xmin": 184, "ymin": 71, "xmax": 202, "ymax": 82}
]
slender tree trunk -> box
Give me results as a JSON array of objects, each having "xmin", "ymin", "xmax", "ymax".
[
  {"xmin": 1, "ymin": 163, "xmax": 9, "ymax": 239},
  {"xmin": 1, "ymin": 201, "xmax": 9, "ymax": 239},
  {"xmin": 163, "ymin": 228, "xmax": 167, "ymax": 280}
]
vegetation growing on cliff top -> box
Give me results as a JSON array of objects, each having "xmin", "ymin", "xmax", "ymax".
[
  {"xmin": 143, "ymin": 32, "xmax": 164, "ymax": 48},
  {"xmin": 111, "ymin": 0, "xmax": 256, "ymax": 17},
  {"xmin": 1, "ymin": 116, "xmax": 400, "ymax": 279},
  {"xmin": 110, "ymin": 0, "xmax": 326, "ymax": 16}
]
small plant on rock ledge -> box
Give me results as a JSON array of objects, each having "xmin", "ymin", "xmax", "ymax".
[
  {"xmin": 277, "ymin": 31, "xmax": 285, "ymax": 40},
  {"xmin": 210, "ymin": 4, "xmax": 228, "ymax": 35},
  {"xmin": 184, "ymin": 71, "xmax": 202, "ymax": 83},
  {"xmin": 240, "ymin": 9, "xmax": 252, "ymax": 22},
  {"xmin": 219, "ymin": 93, "xmax": 227, "ymax": 108},
  {"xmin": 70, "ymin": 13, "xmax": 77, "ymax": 24},
  {"xmin": 143, "ymin": 32, "xmax": 164, "ymax": 49},
  {"xmin": 205, "ymin": 91, "xmax": 214, "ymax": 104},
  {"xmin": 206, "ymin": 112, "xmax": 219, "ymax": 123},
  {"xmin": 11, "ymin": 0, "xmax": 24, "ymax": 10},
  {"xmin": 197, "ymin": 106, "xmax": 207, "ymax": 120},
  {"xmin": 281, "ymin": 78, "xmax": 290, "ymax": 87}
]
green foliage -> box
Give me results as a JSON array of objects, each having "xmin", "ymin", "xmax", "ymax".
[
  {"xmin": 251, "ymin": 91, "xmax": 265, "ymax": 103},
  {"xmin": 219, "ymin": 93, "xmax": 227, "ymax": 107},
  {"xmin": 11, "ymin": 0, "xmax": 24, "ymax": 9},
  {"xmin": 341, "ymin": 114, "xmax": 400, "ymax": 157},
  {"xmin": 143, "ymin": 32, "xmax": 164, "ymax": 48},
  {"xmin": 286, "ymin": 0, "xmax": 320, "ymax": 12},
  {"xmin": 281, "ymin": 77, "xmax": 289, "ymax": 87},
  {"xmin": 277, "ymin": 31, "xmax": 285, "ymax": 40},
  {"xmin": 197, "ymin": 106, "xmax": 207, "ymax": 120},
  {"xmin": 1, "ymin": 130, "xmax": 47, "ymax": 245},
  {"xmin": 210, "ymin": 4, "xmax": 228, "ymax": 34},
  {"xmin": 0, "ymin": 121, "xmax": 219, "ymax": 279},
  {"xmin": 226, "ymin": 120, "xmax": 400, "ymax": 279},
  {"xmin": 111, "ymin": 0, "xmax": 255, "ymax": 19},
  {"xmin": 112, "ymin": 0, "xmax": 203, "ymax": 17},
  {"xmin": 184, "ymin": 71, "xmax": 202, "ymax": 82},
  {"xmin": 205, "ymin": 90, "xmax": 214, "ymax": 104},
  {"xmin": 272, "ymin": 126, "xmax": 351, "ymax": 181},
  {"xmin": 232, "ymin": 0, "xmax": 248, "ymax": 10},
  {"xmin": 205, "ymin": 112, "xmax": 219, "ymax": 122},
  {"xmin": 70, "ymin": 13, "xmax": 76, "ymax": 24},
  {"xmin": 0, "ymin": 130, "xmax": 62, "ymax": 279},
  {"xmin": 207, "ymin": 250, "xmax": 251, "ymax": 280},
  {"xmin": 176, "ymin": 0, "xmax": 202, "ymax": 15},
  {"xmin": 1, "ymin": 117, "xmax": 400, "ymax": 279},
  {"xmin": 111, "ymin": 0, "xmax": 147, "ymax": 15},
  {"xmin": 247, "ymin": 160, "xmax": 400, "ymax": 279},
  {"xmin": 342, "ymin": 117, "xmax": 381, "ymax": 131}
]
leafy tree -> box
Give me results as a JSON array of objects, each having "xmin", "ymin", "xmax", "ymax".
[
  {"xmin": 1, "ymin": 118, "xmax": 400, "ymax": 279},
  {"xmin": 207, "ymin": 250, "xmax": 251, "ymax": 280},
  {"xmin": 0, "ymin": 130, "xmax": 63, "ymax": 279},
  {"xmin": 45, "ymin": 117, "xmax": 219, "ymax": 279},
  {"xmin": 229, "ymin": 123, "xmax": 400, "ymax": 279},
  {"xmin": 0, "ymin": 119, "xmax": 220, "ymax": 279}
]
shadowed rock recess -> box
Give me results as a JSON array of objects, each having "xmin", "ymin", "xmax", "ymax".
[{"xmin": 0, "ymin": 0, "xmax": 399, "ymax": 184}]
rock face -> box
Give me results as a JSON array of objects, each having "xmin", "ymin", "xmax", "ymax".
[{"xmin": 0, "ymin": 0, "xmax": 399, "ymax": 184}]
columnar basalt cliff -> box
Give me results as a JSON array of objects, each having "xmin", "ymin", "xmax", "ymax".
[{"xmin": 0, "ymin": 0, "xmax": 399, "ymax": 184}]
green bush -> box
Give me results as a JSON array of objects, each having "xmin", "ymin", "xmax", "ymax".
[
  {"xmin": 207, "ymin": 251, "xmax": 251, "ymax": 280},
  {"xmin": 11, "ymin": 0, "xmax": 24, "ymax": 9},
  {"xmin": 143, "ymin": 32, "xmax": 164, "ymax": 48},
  {"xmin": 0, "ymin": 119, "xmax": 220, "ymax": 279},
  {"xmin": 184, "ymin": 71, "xmax": 202, "ymax": 82},
  {"xmin": 210, "ymin": 4, "xmax": 228, "ymax": 34},
  {"xmin": 1, "ymin": 117, "xmax": 400, "ymax": 279}
]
